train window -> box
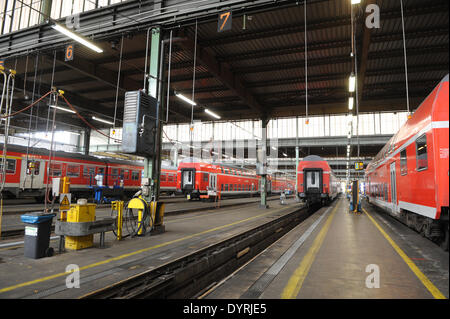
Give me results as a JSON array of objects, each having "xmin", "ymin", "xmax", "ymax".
[
  {"xmin": 416, "ymin": 135, "xmax": 428, "ymax": 171},
  {"xmin": 131, "ymin": 171, "xmax": 140, "ymax": 181},
  {"xmin": 98, "ymin": 167, "xmax": 105, "ymax": 175},
  {"xmin": 235, "ymin": 184, "xmax": 238, "ymax": 190},
  {"xmin": 168, "ymin": 174, "xmax": 174, "ymax": 182},
  {"xmin": 67, "ymin": 164, "xmax": 80, "ymax": 177},
  {"xmin": 34, "ymin": 161, "xmax": 40, "ymax": 175},
  {"xmin": 225, "ymin": 184, "xmax": 228, "ymax": 191},
  {"xmin": 161, "ymin": 174, "xmax": 167, "ymax": 182},
  {"xmin": 50, "ymin": 163, "xmax": 62, "ymax": 177},
  {"xmin": 221, "ymin": 184, "xmax": 224, "ymax": 191},
  {"xmin": 203, "ymin": 173, "xmax": 209, "ymax": 182},
  {"xmin": 400, "ymin": 150, "xmax": 407, "ymax": 175},
  {"xmin": 112, "ymin": 168, "xmax": 119, "ymax": 176},
  {"xmin": 122, "ymin": 169, "xmax": 129, "ymax": 180},
  {"xmin": 0, "ymin": 159, "xmax": 16, "ymax": 174},
  {"xmin": 83, "ymin": 166, "xmax": 95, "ymax": 178}
]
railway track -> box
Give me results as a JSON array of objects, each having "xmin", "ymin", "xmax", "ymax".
[
  {"xmin": 0, "ymin": 196, "xmax": 286, "ymax": 239},
  {"xmin": 80, "ymin": 202, "xmax": 320, "ymax": 299}
]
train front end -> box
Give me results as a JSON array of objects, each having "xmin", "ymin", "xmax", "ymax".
[
  {"xmin": 297, "ymin": 155, "xmax": 334, "ymax": 205},
  {"xmin": 177, "ymin": 158, "xmax": 206, "ymax": 200}
]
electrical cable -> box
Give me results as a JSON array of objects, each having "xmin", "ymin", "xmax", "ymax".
[{"xmin": 60, "ymin": 94, "xmax": 122, "ymax": 143}]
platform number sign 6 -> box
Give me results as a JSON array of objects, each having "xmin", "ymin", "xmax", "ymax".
[
  {"xmin": 218, "ymin": 11, "xmax": 232, "ymax": 32},
  {"xmin": 65, "ymin": 44, "xmax": 74, "ymax": 61}
]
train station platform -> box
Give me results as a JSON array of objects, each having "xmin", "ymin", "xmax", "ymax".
[
  {"xmin": 0, "ymin": 198, "xmax": 302, "ymax": 299},
  {"xmin": 205, "ymin": 197, "xmax": 449, "ymax": 299}
]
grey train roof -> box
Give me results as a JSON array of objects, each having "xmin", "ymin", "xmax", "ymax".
[{"xmin": 302, "ymin": 155, "xmax": 325, "ymax": 162}]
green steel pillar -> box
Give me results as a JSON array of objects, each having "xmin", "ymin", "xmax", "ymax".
[
  {"xmin": 144, "ymin": 27, "xmax": 162, "ymax": 202},
  {"xmin": 40, "ymin": 0, "xmax": 52, "ymax": 23}
]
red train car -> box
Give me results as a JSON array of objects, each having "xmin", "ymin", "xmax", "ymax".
[
  {"xmin": 270, "ymin": 173, "xmax": 296, "ymax": 195},
  {"xmin": 177, "ymin": 158, "xmax": 261, "ymax": 200},
  {"xmin": 159, "ymin": 166, "xmax": 178, "ymax": 195},
  {"xmin": 0, "ymin": 144, "xmax": 143, "ymax": 200},
  {"xmin": 297, "ymin": 155, "xmax": 339, "ymax": 205},
  {"xmin": 365, "ymin": 74, "xmax": 449, "ymax": 250}
]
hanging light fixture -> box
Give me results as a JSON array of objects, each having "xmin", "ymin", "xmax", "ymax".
[
  {"xmin": 175, "ymin": 92, "xmax": 197, "ymax": 106},
  {"xmin": 348, "ymin": 97, "xmax": 354, "ymax": 110},
  {"xmin": 348, "ymin": 73, "xmax": 356, "ymax": 92},
  {"xmin": 204, "ymin": 108, "xmax": 221, "ymax": 119},
  {"xmin": 92, "ymin": 116, "xmax": 114, "ymax": 125},
  {"xmin": 49, "ymin": 104, "xmax": 75, "ymax": 114},
  {"xmin": 51, "ymin": 23, "xmax": 103, "ymax": 53}
]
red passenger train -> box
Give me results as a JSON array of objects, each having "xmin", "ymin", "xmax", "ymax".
[
  {"xmin": 177, "ymin": 158, "xmax": 261, "ymax": 200},
  {"xmin": 297, "ymin": 155, "xmax": 340, "ymax": 205},
  {"xmin": 0, "ymin": 144, "xmax": 143, "ymax": 200},
  {"xmin": 365, "ymin": 74, "xmax": 449, "ymax": 250}
]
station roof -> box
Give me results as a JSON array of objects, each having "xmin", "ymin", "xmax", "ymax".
[{"xmin": 0, "ymin": 0, "xmax": 448, "ymax": 133}]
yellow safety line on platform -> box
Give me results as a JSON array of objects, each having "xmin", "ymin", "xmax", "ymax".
[
  {"xmin": 281, "ymin": 201, "xmax": 340, "ymax": 299},
  {"xmin": 0, "ymin": 205, "xmax": 297, "ymax": 295},
  {"xmin": 362, "ymin": 208, "xmax": 446, "ymax": 299}
]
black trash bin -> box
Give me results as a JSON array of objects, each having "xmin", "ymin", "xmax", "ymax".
[{"xmin": 21, "ymin": 212, "xmax": 56, "ymax": 259}]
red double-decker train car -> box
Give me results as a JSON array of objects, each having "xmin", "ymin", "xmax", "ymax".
[
  {"xmin": 177, "ymin": 158, "xmax": 261, "ymax": 200},
  {"xmin": 0, "ymin": 144, "xmax": 143, "ymax": 200},
  {"xmin": 297, "ymin": 155, "xmax": 339, "ymax": 205},
  {"xmin": 160, "ymin": 166, "xmax": 178, "ymax": 195},
  {"xmin": 270, "ymin": 173, "xmax": 296, "ymax": 195},
  {"xmin": 365, "ymin": 74, "xmax": 449, "ymax": 250}
]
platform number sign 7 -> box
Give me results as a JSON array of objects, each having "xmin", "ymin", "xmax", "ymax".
[
  {"xmin": 65, "ymin": 44, "xmax": 74, "ymax": 61},
  {"xmin": 218, "ymin": 11, "xmax": 232, "ymax": 32}
]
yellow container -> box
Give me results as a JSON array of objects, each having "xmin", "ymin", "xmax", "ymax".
[
  {"xmin": 65, "ymin": 235, "xmax": 94, "ymax": 250},
  {"xmin": 67, "ymin": 203, "xmax": 96, "ymax": 223}
]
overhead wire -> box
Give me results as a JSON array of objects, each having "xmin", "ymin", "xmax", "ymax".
[
  {"xmin": 304, "ymin": 0, "xmax": 308, "ymax": 124},
  {"xmin": 23, "ymin": 53, "xmax": 40, "ymax": 190},
  {"xmin": 400, "ymin": 0, "xmax": 410, "ymax": 118},
  {"xmin": 112, "ymin": 34, "xmax": 124, "ymax": 139}
]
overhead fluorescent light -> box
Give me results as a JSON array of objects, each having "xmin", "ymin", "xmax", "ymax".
[
  {"xmin": 51, "ymin": 23, "xmax": 103, "ymax": 53},
  {"xmin": 272, "ymin": 146, "xmax": 277, "ymax": 150},
  {"xmin": 92, "ymin": 116, "xmax": 114, "ymax": 125},
  {"xmin": 49, "ymin": 104, "xmax": 76, "ymax": 114},
  {"xmin": 205, "ymin": 108, "xmax": 221, "ymax": 119},
  {"xmin": 351, "ymin": 0, "xmax": 361, "ymax": 4},
  {"xmin": 348, "ymin": 97, "xmax": 354, "ymax": 110},
  {"xmin": 175, "ymin": 92, "xmax": 196, "ymax": 106},
  {"xmin": 282, "ymin": 152, "xmax": 288, "ymax": 157},
  {"xmin": 349, "ymin": 73, "xmax": 356, "ymax": 92}
]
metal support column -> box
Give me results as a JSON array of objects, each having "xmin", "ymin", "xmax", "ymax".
[
  {"xmin": 259, "ymin": 119, "xmax": 268, "ymax": 209},
  {"xmin": 40, "ymin": 0, "xmax": 52, "ymax": 23},
  {"xmin": 83, "ymin": 128, "xmax": 90, "ymax": 156},
  {"xmin": 144, "ymin": 27, "xmax": 163, "ymax": 202}
]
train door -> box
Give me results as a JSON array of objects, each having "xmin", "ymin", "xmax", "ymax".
[
  {"xmin": 20, "ymin": 159, "xmax": 45, "ymax": 189},
  {"xmin": 181, "ymin": 168, "xmax": 195, "ymax": 190},
  {"xmin": 390, "ymin": 162, "xmax": 397, "ymax": 213},
  {"xmin": 304, "ymin": 169, "xmax": 323, "ymax": 194},
  {"xmin": 209, "ymin": 173, "xmax": 217, "ymax": 192}
]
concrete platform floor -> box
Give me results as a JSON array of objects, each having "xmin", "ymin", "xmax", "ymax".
[
  {"xmin": 0, "ymin": 198, "xmax": 302, "ymax": 299},
  {"xmin": 205, "ymin": 197, "xmax": 449, "ymax": 299}
]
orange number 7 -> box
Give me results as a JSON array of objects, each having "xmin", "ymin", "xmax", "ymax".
[{"xmin": 220, "ymin": 12, "xmax": 231, "ymax": 31}]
